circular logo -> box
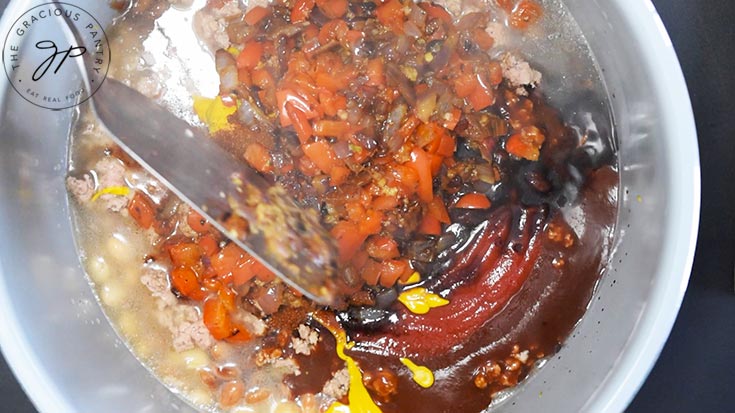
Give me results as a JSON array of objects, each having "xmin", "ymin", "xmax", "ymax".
[{"xmin": 2, "ymin": 2, "xmax": 111, "ymax": 110}]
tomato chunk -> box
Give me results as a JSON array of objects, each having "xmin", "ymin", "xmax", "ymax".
[
  {"xmin": 376, "ymin": 0, "xmax": 405, "ymax": 34},
  {"xmin": 128, "ymin": 192, "xmax": 155, "ymax": 230},
  {"xmin": 409, "ymin": 147, "xmax": 433, "ymax": 203},
  {"xmin": 203, "ymin": 297, "xmax": 235, "ymax": 340},
  {"xmin": 236, "ymin": 41, "xmax": 265, "ymax": 70},
  {"xmin": 455, "ymin": 193, "xmax": 492, "ymax": 209},
  {"xmin": 170, "ymin": 267, "xmax": 206, "ymax": 301},
  {"xmin": 169, "ymin": 242, "xmax": 202, "ymax": 268}
]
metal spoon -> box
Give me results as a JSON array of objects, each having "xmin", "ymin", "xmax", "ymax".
[{"xmin": 55, "ymin": 1, "xmax": 340, "ymax": 305}]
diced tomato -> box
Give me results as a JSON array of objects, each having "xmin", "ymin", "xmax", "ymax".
[
  {"xmin": 392, "ymin": 164, "xmax": 419, "ymax": 195},
  {"xmin": 331, "ymin": 221, "xmax": 368, "ymax": 263},
  {"xmin": 409, "ymin": 147, "xmax": 433, "ymax": 203},
  {"xmin": 416, "ymin": 122, "xmax": 441, "ymax": 151},
  {"xmin": 360, "ymin": 259, "xmax": 382, "ymax": 286},
  {"xmin": 231, "ymin": 255, "xmax": 257, "ymax": 286},
  {"xmin": 253, "ymin": 260, "xmax": 277, "ymax": 282},
  {"xmin": 373, "ymin": 195, "xmax": 400, "ymax": 211},
  {"xmin": 376, "ymin": 0, "xmax": 405, "ymax": 34},
  {"xmin": 152, "ymin": 219, "xmax": 174, "ymax": 237},
  {"xmin": 244, "ymin": 6, "xmax": 270, "ymax": 25},
  {"xmin": 454, "ymin": 73, "xmax": 477, "ymax": 99},
  {"xmin": 303, "ymin": 140, "xmax": 340, "ymax": 173},
  {"xmin": 366, "ymin": 235, "xmax": 400, "ymax": 260},
  {"xmin": 187, "ymin": 210, "xmax": 213, "ymax": 234},
  {"xmin": 505, "ymin": 126, "xmax": 545, "ymax": 161},
  {"xmin": 312, "ymin": 120, "xmax": 353, "ymax": 137},
  {"xmin": 201, "ymin": 277, "xmax": 221, "ymax": 292},
  {"xmin": 298, "ymin": 155, "xmax": 321, "ymax": 176},
  {"xmin": 251, "ymin": 68, "xmax": 274, "ymax": 90},
  {"xmin": 291, "ymin": 0, "xmax": 315, "ymax": 23},
  {"xmin": 345, "ymin": 30, "xmax": 364, "ymax": 48},
  {"xmin": 169, "ymin": 242, "xmax": 202, "ymax": 268},
  {"xmin": 244, "ymin": 142, "xmax": 273, "ymax": 173},
  {"xmin": 318, "ymin": 19, "xmax": 349, "ymax": 45},
  {"xmin": 430, "ymin": 153, "xmax": 443, "ymax": 175},
  {"xmin": 345, "ymin": 201, "xmax": 366, "ymax": 223},
  {"xmin": 277, "ymin": 89, "xmax": 318, "ymax": 127},
  {"xmin": 427, "ymin": 195, "xmax": 451, "ymax": 224},
  {"xmin": 506, "ymin": 133, "xmax": 536, "ymax": 160},
  {"xmin": 358, "ymin": 209, "xmax": 383, "ymax": 235},
  {"xmin": 366, "ymin": 58, "xmax": 385, "ymax": 87},
  {"xmin": 302, "ymin": 24, "xmax": 320, "ymax": 45},
  {"xmin": 200, "ymin": 264, "xmax": 218, "ymax": 281},
  {"xmin": 203, "ymin": 297, "xmax": 235, "ymax": 340},
  {"xmin": 330, "ymin": 165, "xmax": 350, "ymax": 186},
  {"xmin": 436, "ymin": 133, "xmax": 456, "ymax": 157},
  {"xmin": 237, "ymin": 67, "xmax": 252, "ymax": 85},
  {"xmin": 397, "ymin": 115, "xmax": 421, "ymax": 140},
  {"xmin": 350, "ymin": 143, "xmax": 371, "ymax": 164},
  {"xmin": 128, "ymin": 191, "xmax": 155, "ymax": 230},
  {"xmin": 488, "ymin": 61, "xmax": 503, "ymax": 86},
  {"xmin": 377, "ymin": 259, "xmax": 409, "ymax": 287},
  {"xmin": 419, "ymin": 2, "xmax": 453, "ymax": 24},
  {"xmin": 468, "ymin": 74, "xmax": 495, "ymax": 110},
  {"xmin": 455, "ymin": 193, "xmax": 492, "ymax": 209},
  {"xmin": 170, "ymin": 267, "xmax": 206, "ymax": 301},
  {"xmin": 236, "ymin": 41, "xmax": 264, "ymax": 70},
  {"xmin": 211, "ymin": 243, "xmax": 245, "ymax": 279},
  {"xmin": 316, "ymin": 0, "xmax": 348, "ymax": 19},
  {"xmin": 319, "ymin": 92, "xmax": 347, "ymax": 117},
  {"xmin": 398, "ymin": 263, "xmax": 416, "ymax": 282},
  {"xmin": 418, "ymin": 212, "xmax": 442, "ymax": 235},
  {"xmin": 510, "ymin": 0, "xmax": 543, "ymax": 30},
  {"xmin": 198, "ymin": 234, "xmax": 220, "ymax": 257},
  {"xmin": 352, "ymin": 249, "xmax": 370, "ymax": 272},
  {"xmin": 473, "ymin": 28, "xmax": 495, "ymax": 50},
  {"xmin": 218, "ymin": 287, "xmax": 237, "ymax": 311},
  {"xmin": 315, "ymin": 69, "xmax": 352, "ymax": 93},
  {"xmin": 285, "ymin": 103, "xmax": 313, "ymax": 144},
  {"xmin": 496, "ymin": 0, "xmax": 515, "ymax": 11}
]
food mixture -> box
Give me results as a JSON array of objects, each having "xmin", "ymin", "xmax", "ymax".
[{"xmin": 67, "ymin": 0, "xmax": 618, "ymax": 412}]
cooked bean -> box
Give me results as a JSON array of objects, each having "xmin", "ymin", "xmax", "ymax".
[
  {"xmin": 274, "ymin": 401, "xmax": 302, "ymax": 413},
  {"xmin": 220, "ymin": 380, "xmax": 245, "ymax": 407},
  {"xmin": 244, "ymin": 387, "xmax": 270, "ymax": 404}
]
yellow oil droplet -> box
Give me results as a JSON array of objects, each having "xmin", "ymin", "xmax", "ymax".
[
  {"xmin": 399, "ymin": 271, "xmax": 421, "ymax": 285},
  {"xmin": 91, "ymin": 185, "xmax": 130, "ymax": 202},
  {"xmin": 326, "ymin": 403, "xmax": 352, "ymax": 413},
  {"xmin": 636, "ymin": 195, "xmax": 643, "ymax": 203},
  {"xmin": 313, "ymin": 313, "xmax": 382, "ymax": 413},
  {"xmin": 398, "ymin": 288, "xmax": 449, "ymax": 315},
  {"xmin": 400, "ymin": 358, "xmax": 435, "ymax": 388},
  {"xmin": 193, "ymin": 96, "xmax": 238, "ymax": 134},
  {"xmin": 226, "ymin": 46, "xmax": 240, "ymax": 57}
]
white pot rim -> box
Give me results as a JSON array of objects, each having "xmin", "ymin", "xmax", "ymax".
[{"xmin": 579, "ymin": 2, "xmax": 700, "ymax": 411}]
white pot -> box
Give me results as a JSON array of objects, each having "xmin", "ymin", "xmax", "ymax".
[{"xmin": 0, "ymin": 0, "xmax": 699, "ymax": 412}]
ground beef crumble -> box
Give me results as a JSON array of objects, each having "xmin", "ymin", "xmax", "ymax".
[
  {"xmin": 141, "ymin": 265, "xmax": 215, "ymax": 351},
  {"xmin": 291, "ymin": 324, "xmax": 320, "ymax": 356},
  {"xmin": 322, "ymin": 367, "xmax": 350, "ymax": 400},
  {"xmin": 66, "ymin": 174, "xmax": 95, "ymax": 203},
  {"xmin": 500, "ymin": 53, "xmax": 543, "ymax": 96}
]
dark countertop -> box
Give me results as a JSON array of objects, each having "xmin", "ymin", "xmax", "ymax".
[{"xmin": 1, "ymin": 0, "xmax": 733, "ymax": 412}]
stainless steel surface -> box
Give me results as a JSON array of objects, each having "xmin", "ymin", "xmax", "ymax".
[{"xmin": 0, "ymin": 1, "xmax": 699, "ymax": 413}]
